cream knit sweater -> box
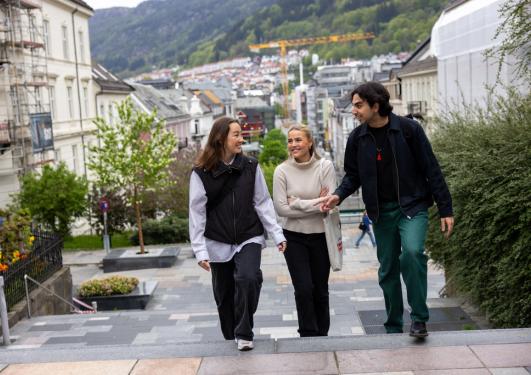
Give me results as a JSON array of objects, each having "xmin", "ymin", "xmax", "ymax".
[{"xmin": 273, "ymin": 154, "xmax": 336, "ymax": 234}]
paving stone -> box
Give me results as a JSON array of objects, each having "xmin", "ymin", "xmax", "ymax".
[
  {"xmin": 470, "ymin": 343, "xmax": 531, "ymax": 368},
  {"xmin": 488, "ymin": 368, "xmax": 531, "ymax": 375},
  {"xmin": 28, "ymin": 324, "xmax": 72, "ymax": 332},
  {"xmin": 132, "ymin": 358, "xmax": 201, "ymax": 375},
  {"xmin": 0, "ymin": 360, "xmax": 136, "ymax": 375},
  {"xmin": 337, "ymin": 346, "xmax": 483, "ymax": 373},
  {"xmin": 413, "ymin": 369, "xmax": 490, "ymax": 374},
  {"xmin": 198, "ymin": 352, "xmax": 337, "ymax": 375},
  {"xmin": 44, "ymin": 336, "xmax": 87, "ymax": 345}
]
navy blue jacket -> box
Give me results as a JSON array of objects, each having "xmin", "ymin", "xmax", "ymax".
[{"xmin": 334, "ymin": 112, "xmax": 453, "ymax": 222}]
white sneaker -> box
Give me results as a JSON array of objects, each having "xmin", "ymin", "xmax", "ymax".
[{"xmin": 237, "ymin": 339, "xmax": 254, "ymax": 351}]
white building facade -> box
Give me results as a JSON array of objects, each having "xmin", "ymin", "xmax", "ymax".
[{"xmin": 0, "ymin": 0, "xmax": 96, "ymax": 208}]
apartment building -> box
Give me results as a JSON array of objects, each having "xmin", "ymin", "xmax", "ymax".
[{"xmin": 0, "ymin": 0, "xmax": 95, "ymax": 207}]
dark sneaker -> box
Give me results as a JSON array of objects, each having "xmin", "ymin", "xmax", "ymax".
[{"xmin": 409, "ymin": 321, "xmax": 428, "ymax": 338}]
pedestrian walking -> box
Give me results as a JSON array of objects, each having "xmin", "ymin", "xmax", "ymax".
[
  {"xmin": 321, "ymin": 82, "xmax": 454, "ymax": 338},
  {"xmin": 355, "ymin": 210, "xmax": 376, "ymax": 248},
  {"xmin": 189, "ymin": 117, "xmax": 287, "ymax": 351},
  {"xmin": 272, "ymin": 125, "xmax": 335, "ymax": 337}
]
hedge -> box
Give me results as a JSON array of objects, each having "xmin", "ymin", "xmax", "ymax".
[
  {"xmin": 426, "ymin": 90, "xmax": 531, "ymax": 327},
  {"xmin": 130, "ymin": 215, "xmax": 189, "ymax": 245}
]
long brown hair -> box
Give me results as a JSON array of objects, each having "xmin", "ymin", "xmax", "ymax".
[
  {"xmin": 287, "ymin": 125, "xmax": 321, "ymax": 159},
  {"xmin": 195, "ymin": 116, "xmax": 239, "ymax": 171}
]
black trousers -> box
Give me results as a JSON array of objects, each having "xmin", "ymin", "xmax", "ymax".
[
  {"xmin": 210, "ymin": 243, "xmax": 263, "ymax": 341},
  {"xmin": 283, "ymin": 229, "xmax": 330, "ymax": 337}
]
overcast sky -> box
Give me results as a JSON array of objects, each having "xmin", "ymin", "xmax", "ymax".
[{"xmin": 85, "ymin": 0, "xmax": 146, "ymax": 9}]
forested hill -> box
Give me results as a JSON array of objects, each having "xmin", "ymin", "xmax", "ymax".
[
  {"xmin": 90, "ymin": 0, "xmax": 448, "ymax": 77},
  {"xmin": 89, "ymin": 0, "xmax": 278, "ymax": 77}
]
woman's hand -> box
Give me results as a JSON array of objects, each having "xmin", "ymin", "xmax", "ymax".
[
  {"xmin": 319, "ymin": 187, "xmax": 329, "ymax": 197},
  {"xmin": 198, "ymin": 260, "xmax": 211, "ymax": 272},
  {"xmin": 277, "ymin": 241, "xmax": 287, "ymax": 253}
]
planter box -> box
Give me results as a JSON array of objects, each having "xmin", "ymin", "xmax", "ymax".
[
  {"xmin": 102, "ymin": 246, "xmax": 180, "ymax": 273},
  {"xmin": 78, "ymin": 280, "xmax": 158, "ymax": 311}
]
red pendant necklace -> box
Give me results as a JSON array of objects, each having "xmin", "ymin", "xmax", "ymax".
[{"xmin": 376, "ymin": 148, "xmax": 382, "ymax": 161}]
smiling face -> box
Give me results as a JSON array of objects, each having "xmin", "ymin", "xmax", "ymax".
[
  {"xmin": 351, "ymin": 93, "xmax": 379, "ymax": 124},
  {"xmin": 223, "ymin": 122, "xmax": 244, "ymax": 159},
  {"xmin": 287, "ymin": 129, "xmax": 312, "ymax": 162}
]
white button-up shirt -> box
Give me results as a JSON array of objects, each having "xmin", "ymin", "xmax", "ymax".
[{"xmin": 189, "ymin": 164, "xmax": 286, "ymax": 263}]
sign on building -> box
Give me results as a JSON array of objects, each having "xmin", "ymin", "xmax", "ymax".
[{"xmin": 29, "ymin": 112, "xmax": 54, "ymax": 153}]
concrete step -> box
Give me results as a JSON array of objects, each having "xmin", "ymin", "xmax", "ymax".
[{"xmin": 1, "ymin": 328, "xmax": 530, "ymax": 364}]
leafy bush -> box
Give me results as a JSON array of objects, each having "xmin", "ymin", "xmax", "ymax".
[
  {"xmin": 130, "ymin": 215, "xmax": 189, "ymax": 245},
  {"xmin": 79, "ymin": 275, "xmax": 139, "ymax": 297},
  {"xmin": 17, "ymin": 162, "xmax": 88, "ymax": 237},
  {"xmin": 426, "ymin": 90, "xmax": 531, "ymax": 328}
]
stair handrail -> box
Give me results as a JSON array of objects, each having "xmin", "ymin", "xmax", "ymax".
[{"xmin": 24, "ymin": 274, "xmax": 96, "ymax": 318}]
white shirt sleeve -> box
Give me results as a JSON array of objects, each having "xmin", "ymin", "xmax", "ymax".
[
  {"xmin": 188, "ymin": 170, "xmax": 209, "ymax": 262},
  {"xmin": 253, "ymin": 165, "xmax": 286, "ymax": 245}
]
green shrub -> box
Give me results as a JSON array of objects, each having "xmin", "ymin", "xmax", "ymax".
[
  {"xmin": 79, "ymin": 275, "xmax": 139, "ymax": 297},
  {"xmin": 130, "ymin": 215, "xmax": 188, "ymax": 245},
  {"xmin": 426, "ymin": 90, "xmax": 531, "ymax": 328}
]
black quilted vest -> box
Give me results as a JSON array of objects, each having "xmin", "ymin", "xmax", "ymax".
[{"xmin": 193, "ymin": 153, "xmax": 264, "ymax": 244}]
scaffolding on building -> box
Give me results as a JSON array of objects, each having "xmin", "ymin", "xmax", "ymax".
[{"xmin": 0, "ymin": 0, "xmax": 51, "ymax": 175}]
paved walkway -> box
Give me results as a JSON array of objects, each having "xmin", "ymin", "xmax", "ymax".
[
  {"xmin": 2, "ymin": 223, "xmax": 529, "ymax": 373},
  {"xmin": 8, "ymin": 224, "xmax": 478, "ymax": 348}
]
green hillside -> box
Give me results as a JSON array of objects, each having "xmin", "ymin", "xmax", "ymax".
[{"xmin": 89, "ymin": 0, "xmax": 448, "ymax": 77}]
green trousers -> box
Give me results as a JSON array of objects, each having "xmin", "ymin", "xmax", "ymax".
[{"xmin": 372, "ymin": 202, "xmax": 429, "ymax": 333}]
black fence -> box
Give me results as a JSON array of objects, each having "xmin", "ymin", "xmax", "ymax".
[{"xmin": 1, "ymin": 230, "xmax": 63, "ymax": 310}]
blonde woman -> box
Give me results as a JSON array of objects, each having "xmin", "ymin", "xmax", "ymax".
[{"xmin": 273, "ymin": 125, "xmax": 336, "ymax": 337}]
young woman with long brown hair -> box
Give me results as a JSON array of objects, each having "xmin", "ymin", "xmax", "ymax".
[{"xmin": 189, "ymin": 116, "xmax": 286, "ymax": 351}]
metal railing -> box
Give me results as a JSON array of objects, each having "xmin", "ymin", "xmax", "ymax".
[
  {"xmin": 24, "ymin": 274, "xmax": 96, "ymax": 318},
  {"xmin": 0, "ymin": 230, "xmax": 63, "ymax": 309}
]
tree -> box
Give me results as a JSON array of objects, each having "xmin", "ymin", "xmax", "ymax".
[
  {"xmin": 259, "ymin": 128, "xmax": 288, "ymax": 193},
  {"xmin": 88, "ymin": 186, "xmax": 135, "ymax": 235},
  {"xmin": 486, "ymin": 0, "xmax": 531, "ymax": 83},
  {"xmin": 88, "ymin": 98, "xmax": 176, "ymax": 254},
  {"xmin": 259, "ymin": 130, "xmax": 288, "ymax": 165},
  {"xmin": 17, "ymin": 163, "xmax": 88, "ymax": 237},
  {"xmin": 155, "ymin": 147, "xmax": 200, "ymax": 218}
]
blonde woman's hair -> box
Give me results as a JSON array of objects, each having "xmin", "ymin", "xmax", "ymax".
[{"xmin": 287, "ymin": 124, "xmax": 321, "ymax": 159}]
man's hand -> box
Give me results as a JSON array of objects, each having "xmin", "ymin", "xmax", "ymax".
[
  {"xmin": 277, "ymin": 241, "xmax": 287, "ymax": 253},
  {"xmin": 198, "ymin": 260, "xmax": 211, "ymax": 272},
  {"xmin": 440, "ymin": 217, "xmax": 454, "ymax": 239},
  {"xmin": 319, "ymin": 187, "xmax": 329, "ymax": 197},
  {"xmin": 319, "ymin": 194, "xmax": 340, "ymax": 212}
]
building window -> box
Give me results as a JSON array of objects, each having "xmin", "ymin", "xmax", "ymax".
[
  {"xmin": 72, "ymin": 144, "xmax": 78, "ymax": 173},
  {"xmin": 99, "ymin": 104, "xmax": 105, "ymax": 119},
  {"xmin": 83, "ymin": 87, "xmax": 89, "ymax": 117},
  {"xmin": 48, "ymin": 86, "xmax": 56, "ymax": 119},
  {"xmin": 108, "ymin": 104, "xmax": 113, "ymax": 124},
  {"xmin": 78, "ymin": 30, "xmax": 85, "ymax": 62},
  {"xmin": 66, "ymin": 85, "xmax": 74, "ymax": 118},
  {"xmin": 34, "ymin": 86, "xmax": 42, "ymax": 111},
  {"xmin": 10, "ymin": 87, "xmax": 20, "ymax": 124},
  {"xmin": 29, "ymin": 15, "xmax": 37, "ymax": 42},
  {"xmin": 43, "ymin": 20, "xmax": 50, "ymax": 55},
  {"xmin": 54, "ymin": 148, "xmax": 61, "ymax": 163},
  {"xmin": 62, "ymin": 25, "xmax": 69, "ymax": 60}
]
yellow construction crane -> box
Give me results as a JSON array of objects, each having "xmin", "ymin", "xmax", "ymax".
[{"xmin": 249, "ymin": 32, "xmax": 375, "ymax": 120}]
